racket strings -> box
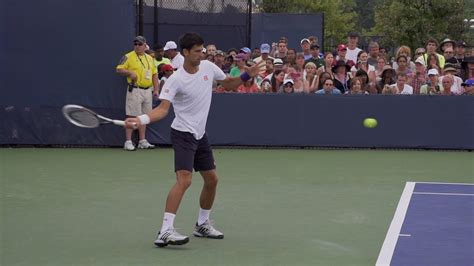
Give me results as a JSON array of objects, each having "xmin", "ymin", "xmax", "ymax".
[{"xmin": 68, "ymin": 109, "xmax": 100, "ymax": 127}]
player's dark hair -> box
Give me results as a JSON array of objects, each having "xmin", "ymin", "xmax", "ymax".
[{"xmin": 179, "ymin": 33, "xmax": 204, "ymax": 53}]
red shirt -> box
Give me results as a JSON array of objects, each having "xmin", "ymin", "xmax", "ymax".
[{"xmin": 237, "ymin": 83, "xmax": 260, "ymax": 93}]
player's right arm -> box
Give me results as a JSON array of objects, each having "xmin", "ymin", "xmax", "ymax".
[{"xmin": 124, "ymin": 100, "xmax": 171, "ymax": 129}]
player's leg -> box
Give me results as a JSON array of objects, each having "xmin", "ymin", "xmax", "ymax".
[
  {"xmin": 193, "ymin": 134, "xmax": 224, "ymax": 239},
  {"xmin": 137, "ymin": 89, "xmax": 154, "ymax": 149},
  {"xmin": 154, "ymin": 129, "xmax": 197, "ymax": 247}
]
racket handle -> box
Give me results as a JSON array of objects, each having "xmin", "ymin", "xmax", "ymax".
[{"xmin": 112, "ymin": 120, "xmax": 125, "ymax": 127}]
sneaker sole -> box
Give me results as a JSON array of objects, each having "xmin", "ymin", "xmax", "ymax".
[
  {"xmin": 193, "ymin": 232, "xmax": 224, "ymax": 239},
  {"xmin": 154, "ymin": 237, "xmax": 189, "ymax": 247}
]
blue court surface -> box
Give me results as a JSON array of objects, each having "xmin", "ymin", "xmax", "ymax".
[{"xmin": 376, "ymin": 182, "xmax": 474, "ymax": 266}]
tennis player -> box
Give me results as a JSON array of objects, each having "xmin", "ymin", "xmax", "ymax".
[{"xmin": 124, "ymin": 33, "xmax": 264, "ymax": 247}]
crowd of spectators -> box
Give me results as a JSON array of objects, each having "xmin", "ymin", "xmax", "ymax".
[{"xmin": 147, "ymin": 32, "xmax": 474, "ymax": 95}]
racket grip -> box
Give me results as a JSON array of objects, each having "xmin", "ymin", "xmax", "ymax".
[{"xmin": 112, "ymin": 120, "xmax": 126, "ymax": 126}]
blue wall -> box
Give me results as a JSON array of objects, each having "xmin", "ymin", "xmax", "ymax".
[{"xmin": 2, "ymin": 94, "xmax": 473, "ymax": 150}]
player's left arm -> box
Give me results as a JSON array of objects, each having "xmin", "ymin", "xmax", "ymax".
[{"xmin": 217, "ymin": 61, "xmax": 265, "ymax": 91}]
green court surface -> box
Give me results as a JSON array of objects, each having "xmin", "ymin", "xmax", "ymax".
[{"xmin": 1, "ymin": 148, "xmax": 472, "ymax": 266}]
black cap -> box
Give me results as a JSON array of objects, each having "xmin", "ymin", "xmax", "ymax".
[
  {"xmin": 457, "ymin": 41, "xmax": 467, "ymax": 47},
  {"xmin": 310, "ymin": 44, "xmax": 320, "ymax": 49}
]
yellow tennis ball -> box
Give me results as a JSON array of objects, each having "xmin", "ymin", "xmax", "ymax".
[{"xmin": 363, "ymin": 118, "xmax": 378, "ymax": 128}]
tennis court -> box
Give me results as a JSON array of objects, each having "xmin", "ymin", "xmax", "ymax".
[{"xmin": 1, "ymin": 148, "xmax": 472, "ymax": 265}]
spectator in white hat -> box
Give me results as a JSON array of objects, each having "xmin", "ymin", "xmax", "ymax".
[
  {"xmin": 420, "ymin": 69, "xmax": 442, "ymax": 94},
  {"xmin": 164, "ymin": 41, "xmax": 184, "ymax": 69},
  {"xmin": 300, "ymin": 38, "xmax": 312, "ymax": 60}
]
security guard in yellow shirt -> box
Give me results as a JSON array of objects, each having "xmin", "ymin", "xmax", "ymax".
[{"xmin": 116, "ymin": 36, "xmax": 159, "ymax": 151}]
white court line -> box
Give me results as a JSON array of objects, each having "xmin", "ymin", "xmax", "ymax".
[
  {"xmin": 399, "ymin": 234, "xmax": 411, "ymax": 237},
  {"xmin": 413, "ymin": 181, "xmax": 474, "ymax": 186},
  {"xmin": 413, "ymin": 192, "xmax": 474, "ymax": 196},
  {"xmin": 375, "ymin": 182, "xmax": 415, "ymax": 266}
]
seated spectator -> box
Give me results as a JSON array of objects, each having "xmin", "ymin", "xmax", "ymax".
[
  {"xmin": 420, "ymin": 69, "xmax": 442, "ymax": 94},
  {"xmin": 254, "ymin": 43, "xmax": 274, "ymax": 77},
  {"xmin": 440, "ymin": 38, "xmax": 456, "ymax": 55},
  {"xmin": 375, "ymin": 56, "xmax": 387, "ymax": 81},
  {"xmin": 414, "ymin": 47, "xmax": 426, "ymax": 60},
  {"xmin": 393, "ymin": 72, "xmax": 414, "ymax": 94},
  {"xmin": 315, "ymin": 78, "xmax": 342, "ymax": 94},
  {"xmin": 315, "ymin": 71, "xmax": 333, "ymax": 91},
  {"xmin": 392, "ymin": 45, "xmax": 416, "ymax": 73},
  {"xmin": 351, "ymin": 50, "xmax": 376, "ymax": 89},
  {"xmin": 251, "ymin": 47, "xmax": 261, "ymax": 59},
  {"xmin": 354, "ymin": 69, "xmax": 376, "ymax": 94},
  {"xmin": 229, "ymin": 53, "xmax": 247, "ymax": 77},
  {"xmin": 205, "ymin": 53, "xmax": 214, "ymax": 62},
  {"xmin": 222, "ymin": 55, "xmax": 233, "ymax": 74},
  {"xmin": 263, "ymin": 69, "xmax": 285, "ymax": 93},
  {"xmin": 159, "ymin": 64, "xmax": 174, "ymax": 92},
  {"xmin": 305, "ymin": 44, "xmax": 324, "ymax": 68},
  {"xmin": 426, "ymin": 53, "xmax": 442, "ymax": 75},
  {"xmin": 287, "ymin": 70, "xmax": 304, "ymax": 93},
  {"xmin": 214, "ymin": 50, "xmax": 225, "ymax": 70},
  {"xmin": 286, "ymin": 48, "xmax": 297, "ymax": 66},
  {"xmin": 461, "ymin": 79, "xmax": 474, "ymax": 95},
  {"xmin": 281, "ymin": 79, "xmax": 295, "ymax": 94},
  {"xmin": 303, "ymin": 62, "xmax": 318, "ymax": 93},
  {"xmin": 440, "ymin": 74, "xmax": 456, "ymax": 95},
  {"xmin": 237, "ymin": 78, "xmax": 260, "ymax": 94},
  {"xmin": 422, "ymin": 38, "xmax": 446, "ymax": 68},
  {"xmin": 260, "ymin": 58, "xmax": 274, "ymax": 80},
  {"xmin": 367, "ymin": 41, "xmax": 380, "ymax": 67},
  {"xmin": 295, "ymin": 53, "xmax": 306, "ymax": 71},
  {"xmin": 206, "ymin": 44, "xmax": 217, "ymax": 55},
  {"xmin": 227, "ymin": 48, "xmax": 238, "ymax": 59},
  {"xmin": 394, "ymin": 55, "xmax": 413, "ymax": 81},
  {"xmin": 300, "ymin": 38, "xmax": 312, "ymax": 60},
  {"xmin": 335, "ymin": 44, "xmax": 355, "ymax": 67},
  {"xmin": 410, "ymin": 56, "xmax": 427, "ymax": 94},
  {"xmin": 377, "ymin": 65, "xmax": 397, "ymax": 93},
  {"xmin": 317, "ymin": 52, "xmax": 335, "ymax": 78},
  {"xmin": 332, "ymin": 60, "xmax": 351, "ymax": 93},
  {"xmin": 440, "ymin": 64, "xmax": 464, "ymax": 95},
  {"xmin": 346, "ymin": 77, "xmax": 368, "ymax": 95},
  {"xmin": 381, "ymin": 84, "xmax": 398, "ymax": 95},
  {"xmin": 461, "ymin": 56, "xmax": 474, "ymax": 80},
  {"xmin": 239, "ymin": 47, "xmax": 252, "ymax": 60}
]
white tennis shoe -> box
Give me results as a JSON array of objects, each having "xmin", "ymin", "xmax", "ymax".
[
  {"xmin": 123, "ymin": 140, "xmax": 136, "ymax": 151},
  {"xmin": 138, "ymin": 139, "xmax": 155, "ymax": 149},
  {"xmin": 154, "ymin": 228, "xmax": 189, "ymax": 247},
  {"xmin": 193, "ymin": 220, "xmax": 224, "ymax": 239}
]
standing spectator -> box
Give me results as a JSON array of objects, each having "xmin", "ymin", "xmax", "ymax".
[
  {"xmin": 420, "ymin": 69, "xmax": 442, "ymax": 94},
  {"xmin": 229, "ymin": 53, "xmax": 247, "ymax": 77},
  {"xmin": 116, "ymin": 36, "xmax": 158, "ymax": 151},
  {"xmin": 164, "ymin": 41, "xmax": 184, "ymax": 70},
  {"xmin": 393, "ymin": 73, "xmax": 413, "ymax": 94},
  {"xmin": 422, "ymin": 38, "xmax": 446, "ymax": 68},
  {"xmin": 367, "ymin": 41, "xmax": 380, "ymax": 67},
  {"xmin": 454, "ymin": 41, "xmax": 467, "ymax": 63},
  {"xmin": 332, "ymin": 60, "xmax": 351, "ymax": 94},
  {"xmin": 305, "ymin": 44, "xmax": 324, "ymax": 68},
  {"xmin": 410, "ymin": 57, "xmax": 427, "ymax": 94},
  {"xmin": 300, "ymin": 38, "xmax": 312, "ymax": 60},
  {"xmin": 346, "ymin": 32, "xmax": 362, "ymax": 64},
  {"xmin": 315, "ymin": 78, "xmax": 342, "ymax": 94}
]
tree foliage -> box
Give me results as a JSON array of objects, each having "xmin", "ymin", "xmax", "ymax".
[
  {"xmin": 372, "ymin": 0, "xmax": 467, "ymax": 51},
  {"xmin": 260, "ymin": 0, "xmax": 357, "ymax": 47}
]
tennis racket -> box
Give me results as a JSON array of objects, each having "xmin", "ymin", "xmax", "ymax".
[{"xmin": 62, "ymin": 104, "xmax": 125, "ymax": 128}]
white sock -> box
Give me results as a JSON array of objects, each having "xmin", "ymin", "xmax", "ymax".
[
  {"xmin": 160, "ymin": 212, "xmax": 175, "ymax": 232},
  {"xmin": 198, "ymin": 208, "xmax": 211, "ymax": 225}
]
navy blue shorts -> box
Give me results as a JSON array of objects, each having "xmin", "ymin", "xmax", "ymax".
[{"xmin": 171, "ymin": 128, "xmax": 216, "ymax": 172}]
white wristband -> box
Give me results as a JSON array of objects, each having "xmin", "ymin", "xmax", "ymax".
[{"xmin": 138, "ymin": 114, "xmax": 150, "ymax": 125}]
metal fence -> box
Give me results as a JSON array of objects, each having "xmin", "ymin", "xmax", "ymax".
[{"xmin": 136, "ymin": 0, "xmax": 252, "ymax": 49}]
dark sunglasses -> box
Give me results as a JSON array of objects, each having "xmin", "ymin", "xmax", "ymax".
[{"xmin": 134, "ymin": 42, "xmax": 144, "ymax": 46}]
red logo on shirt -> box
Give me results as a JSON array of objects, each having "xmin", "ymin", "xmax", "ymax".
[{"xmin": 203, "ymin": 75, "xmax": 208, "ymax": 81}]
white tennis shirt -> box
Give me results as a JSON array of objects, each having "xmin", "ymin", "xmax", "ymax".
[{"xmin": 159, "ymin": 60, "xmax": 226, "ymax": 140}]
